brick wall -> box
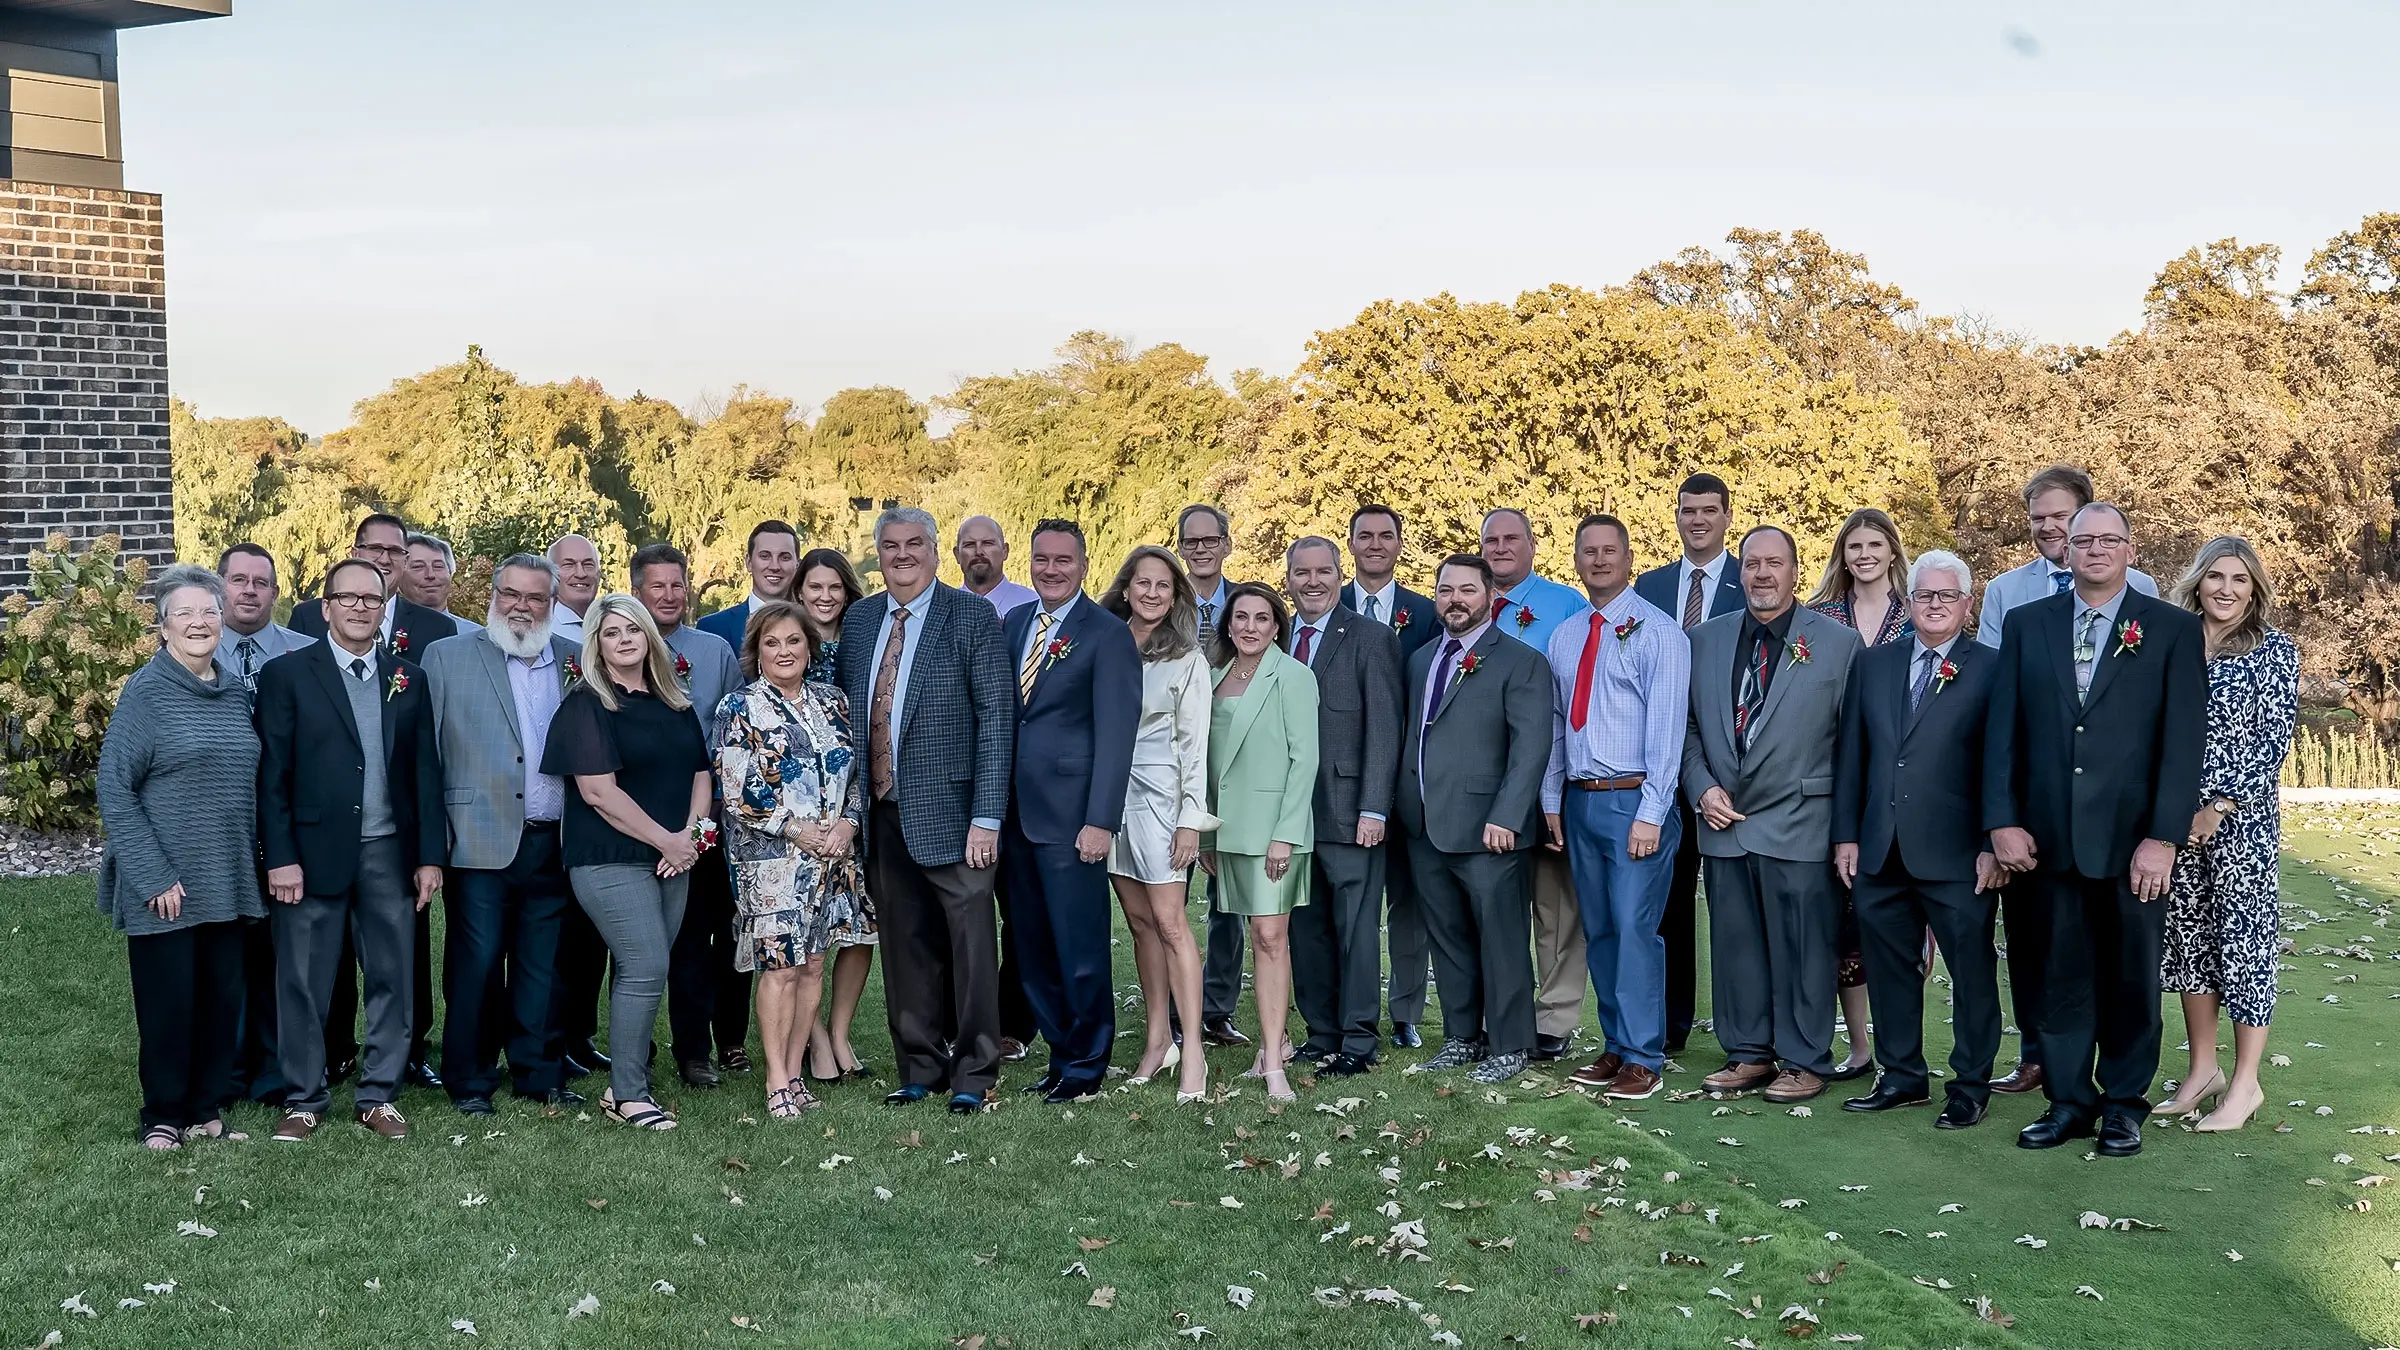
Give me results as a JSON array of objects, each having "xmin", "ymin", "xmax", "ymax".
[{"xmin": 0, "ymin": 180, "xmax": 169, "ymax": 596}]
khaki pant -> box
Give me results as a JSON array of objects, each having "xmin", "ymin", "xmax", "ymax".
[{"xmin": 1530, "ymin": 848, "xmax": 1585, "ymax": 1039}]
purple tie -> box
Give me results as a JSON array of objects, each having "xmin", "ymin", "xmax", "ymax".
[{"xmin": 1423, "ymin": 636, "xmax": 1461, "ymax": 759}]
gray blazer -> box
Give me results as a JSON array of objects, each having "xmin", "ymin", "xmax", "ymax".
[
  {"xmin": 423, "ymin": 629, "xmax": 582, "ymax": 870},
  {"xmin": 1681, "ymin": 605, "xmax": 1860, "ymax": 863},
  {"xmin": 1396, "ymin": 625, "xmax": 1551, "ymax": 854},
  {"xmin": 1295, "ymin": 604, "xmax": 1404, "ymax": 842}
]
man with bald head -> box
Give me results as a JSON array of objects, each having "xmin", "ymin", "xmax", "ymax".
[
  {"xmin": 545, "ymin": 531, "xmax": 607, "ymax": 1074},
  {"xmin": 955, "ymin": 515, "xmax": 1038, "ymax": 619},
  {"xmin": 546, "ymin": 533, "xmax": 601, "ymax": 643}
]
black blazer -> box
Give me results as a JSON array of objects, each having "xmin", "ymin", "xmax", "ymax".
[
  {"xmin": 1983, "ymin": 589, "xmax": 2207, "ymax": 880},
  {"xmin": 1294, "ymin": 604, "xmax": 1404, "ymax": 842},
  {"xmin": 1634, "ymin": 558, "xmax": 1742, "ymax": 627},
  {"xmin": 835, "ymin": 582, "xmax": 1016, "ymax": 867},
  {"xmin": 1000, "ymin": 595, "xmax": 1142, "ymax": 845},
  {"xmin": 1342, "ymin": 581, "xmax": 1440, "ymax": 665},
  {"xmin": 290, "ymin": 593, "xmax": 459, "ymax": 662},
  {"xmin": 1833, "ymin": 638, "xmax": 1996, "ymax": 882},
  {"xmin": 254, "ymin": 638, "xmax": 445, "ymax": 894},
  {"xmin": 1397, "ymin": 625, "xmax": 1550, "ymax": 853}
]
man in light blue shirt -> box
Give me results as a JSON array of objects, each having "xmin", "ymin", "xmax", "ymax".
[
  {"xmin": 1540, "ymin": 515, "xmax": 1689, "ymax": 1100},
  {"xmin": 1976, "ymin": 465, "xmax": 2155, "ymax": 649},
  {"xmin": 1480, "ymin": 507, "xmax": 1593, "ymax": 1057}
]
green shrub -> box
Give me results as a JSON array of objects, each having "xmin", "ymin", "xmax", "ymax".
[
  {"xmin": 2283, "ymin": 724, "xmax": 2400, "ymax": 790},
  {"xmin": 0, "ymin": 532, "xmax": 158, "ymax": 831}
]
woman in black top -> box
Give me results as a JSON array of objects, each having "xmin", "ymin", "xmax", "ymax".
[{"xmin": 542, "ymin": 593, "xmax": 713, "ymax": 1130}]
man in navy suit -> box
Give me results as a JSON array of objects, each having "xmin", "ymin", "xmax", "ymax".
[
  {"xmin": 1632, "ymin": 472, "xmax": 1745, "ymax": 1054},
  {"xmin": 1001, "ymin": 519, "xmax": 1142, "ymax": 1102},
  {"xmin": 1344, "ymin": 502, "xmax": 1441, "ymax": 1047},
  {"xmin": 696, "ymin": 519, "xmax": 801, "ymax": 651}
]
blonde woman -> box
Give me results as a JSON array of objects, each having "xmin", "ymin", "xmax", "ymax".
[
  {"xmin": 541, "ymin": 594, "xmax": 714, "ymax": 1130},
  {"xmin": 2155, "ymin": 536, "xmax": 2299, "ymax": 1132}
]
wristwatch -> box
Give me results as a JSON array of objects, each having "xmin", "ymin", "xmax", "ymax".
[{"xmin": 2209, "ymin": 796, "xmax": 2238, "ymax": 816}]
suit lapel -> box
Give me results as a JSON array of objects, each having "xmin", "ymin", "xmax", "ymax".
[
  {"xmin": 1303, "ymin": 611, "xmax": 1349, "ymax": 674},
  {"xmin": 376, "ymin": 651, "xmax": 401, "ymax": 761},
  {"xmin": 1747, "ymin": 609, "xmax": 1813, "ymax": 745},
  {"xmin": 2082, "ymin": 594, "xmax": 2140, "ymax": 713},
  {"xmin": 1025, "ymin": 597, "xmax": 1088, "ymax": 707},
  {"xmin": 2045, "ymin": 598, "xmax": 2082, "ymax": 716},
  {"xmin": 307, "ymin": 642, "xmax": 365, "ymax": 755},
  {"xmin": 1434, "ymin": 628, "xmax": 1498, "ymax": 724},
  {"xmin": 478, "ymin": 636, "xmax": 521, "ymax": 749},
  {"xmin": 897, "ymin": 589, "xmax": 945, "ymax": 736},
  {"xmin": 1219, "ymin": 651, "xmax": 1281, "ymax": 767}
]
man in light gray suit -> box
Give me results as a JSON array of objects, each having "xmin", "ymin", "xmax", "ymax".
[
  {"xmin": 1283, "ymin": 537, "xmax": 1405, "ymax": 1076},
  {"xmin": 421, "ymin": 554, "xmax": 584, "ymax": 1115},
  {"xmin": 1975, "ymin": 464, "xmax": 2156, "ymax": 654},
  {"xmin": 1682, "ymin": 525, "xmax": 1861, "ymax": 1105}
]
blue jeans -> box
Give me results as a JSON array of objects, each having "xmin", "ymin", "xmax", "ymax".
[{"xmin": 1564, "ymin": 789, "xmax": 1683, "ymax": 1070}]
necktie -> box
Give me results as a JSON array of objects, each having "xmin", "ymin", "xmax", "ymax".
[
  {"xmin": 2074, "ymin": 607, "xmax": 2103, "ymax": 700},
  {"xmin": 1198, "ymin": 599, "xmax": 1217, "ymax": 646},
  {"xmin": 237, "ymin": 637, "xmax": 260, "ymax": 682},
  {"xmin": 1733, "ymin": 632, "xmax": 1768, "ymax": 751},
  {"xmin": 349, "ymin": 656, "xmax": 370, "ymax": 683},
  {"xmin": 1363, "ymin": 594, "xmax": 1380, "ymax": 623},
  {"xmin": 1292, "ymin": 623, "xmax": 1316, "ymax": 665},
  {"xmin": 1569, "ymin": 612, "xmax": 1605, "ymax": 731},
  {"xmin": 1909, "ymin": 648, "xmax": 1937, "ymax": 712},
  {"xmin": 1683, "ymin": 569, "xmax": 1705, "ymax": 629},
  {"xmin": 869, "ymin": 605, "xmax": 909, "ymax": 800},
  {"xmin": 1422, "ymin": 636, "xmax": 1461, "ymax": 760},
  {"xmin": 1020, "ymin": 609, "xmax": 1056, "ymax": 702},
  {"xmin": 2051, "ymin": 570, "xmax": 2073, "ymax": 596}
]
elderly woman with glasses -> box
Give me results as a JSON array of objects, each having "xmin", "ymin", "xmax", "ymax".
[{"xmin": 97, "ymin": 564, "xmax": 267, "ymax": 1149}]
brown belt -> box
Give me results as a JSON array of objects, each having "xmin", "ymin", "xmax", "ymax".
[{"xmin": 1567, "ymin": 774, "xmax": 1646, "ymax": 792}]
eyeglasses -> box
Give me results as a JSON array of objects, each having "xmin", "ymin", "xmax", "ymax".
[
  {"xmin": 494, "ymin": 586, "xmax": 550, "ymax": 607},
  {"xmin": 326, "ymin": 592, "xmax": 387, "ymax": 610},
  {"xmin": 355, "ymin": 541, "xmax": 406, "ymax": 558},
  {"xmin": 1908, "ymin": 589, "xmax": 1968, "ymax": 605},
  {"xmin": 2068, "ymin": 534, "xmax": 2129, "ymax": 552},
  {"xmin": 1177, "ymin": 535, "xmax": 1228, "ymax": 551},
  {"xmin": 163, "ymin": 606, "xmax": 221, "ymax": 622}
]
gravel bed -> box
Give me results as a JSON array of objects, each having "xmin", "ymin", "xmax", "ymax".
[{"xmin": 0, "ymin": 823, "xmax": 102, "ymax": 878}]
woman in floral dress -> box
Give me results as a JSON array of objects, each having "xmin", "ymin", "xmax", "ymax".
[
  {"xmin": 790, "ymin": 547, "xmax": 881, "ymax": 1082},
  {"xmin": 713, "ymin": 600, "xmax": 867, "ymax": 1117}
]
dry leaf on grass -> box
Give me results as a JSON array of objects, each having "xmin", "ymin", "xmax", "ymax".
[
  {"xmin": 567, "ymin": 1294, "xmax": 599, "ymax": 1319},
  {"xmin": 450, "ymin": 1319, "xmax": 478, "ymax": 1336},
  {"xmin": 1226, "ymin": 1285, "xmax": 1254, "ymax": 1309},
  {"xmin": 1086, "ymin": 1286, "xmax": 1116, "ymax": 1309}
]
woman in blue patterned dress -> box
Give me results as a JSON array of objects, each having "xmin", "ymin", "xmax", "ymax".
[
  {"xmin": 790, "ymin": 548, "xmax": 881, "ymax": 1083},
  {"xmin": 2155, "ymin": 536, "xmax": 2299, "ymax": 1132},
  {"xmin": 713, "ymin": 600, "xmax": 867, "ymax": 1118}
]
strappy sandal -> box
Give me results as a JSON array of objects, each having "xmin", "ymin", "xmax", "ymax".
[
  {"xmin": 787, "ymin": 1079, "xmax": 822, "ymax": 1113},
  {"xmin": 767, "ymin": 1085, "xmax": 802, "ymax": 1120},
  {"xmin": 602, "ymin": 1094, "xmax": 678, "ymax": 1131},
  {"xmin": 140, "ymin": 1124, "xmax": 182, "ymax": 1151}
]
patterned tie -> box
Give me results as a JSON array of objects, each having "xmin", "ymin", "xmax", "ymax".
[
  {"xmin": 1197, "ymin": 598, "xmax": 1217, "ymax": 647},
  {"xmin": 2051, "ymin": 570, "xmax": 2073, "ymax": 596},
  {"xmin": 1733, "ymin": 632, "xmax": 1768, "ymax": 752},
  {"xmin": 2074, "ymin": 607, "xmax": 2103, "ymax": 701},
  {"xmin": 1569, "ymin": 612, "xmax": 1605, "ymax": 731},
  {"xmin": 1292, "ymin": 623, "xmax": 1316, "ymax": 665},
  {"xmin": 1683, "ymin": 569, "xmax": 1706, "ymax": 629},
  {"xmin": 1909, "ymin": 647, "xmax": 1937, "ymax": 712},
  {"xmin": 869, "ymin": 605, "xmax": 909, "ymax": 800},
  {"xmin": 237, "ymin": 636, "xmax": 260, "ymax": 684},
  {"xmin": 1020, "ymin": 609, "xmax": 1056, "ymax": 702}
]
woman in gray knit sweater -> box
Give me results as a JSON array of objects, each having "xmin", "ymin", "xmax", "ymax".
[{"xmin": 96, "ymin": 564, "xmax": 266, "ymax": 1149}]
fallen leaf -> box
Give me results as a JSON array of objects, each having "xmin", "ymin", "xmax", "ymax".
[
  {"xmin": 2075, "ymin": 1285, "xmax": 2104, "ymax": 1301},
  {"xmin": 585, "ymin": 1198, "xmax": 607, "ymax": 1210},
  {"xmin": 652, "ymin": 1281, "xmax": 677, "ymax": 1295},
  {"xmin": 2015, "ymin": 1235, "xmax": 2049, "ymax": 1249},
  {"xmin": 1574, "ymin": 1311, "xmax": 1620, "ymax": 1330},
  {"xmin": 1220, "ymin": 1196, "xmax": 1244, "ymax": 1209},
  {"xmin": 1077, "ymin": 1236, "xmax": 1115, "ymax": 1252},
  {"xmin": 176, "ymin": 1219, "xmax": 218, "ymax": 1238},
  {"xmin": 1226, "ymin": 1285, "xmax": 1254, "ymax": 1309},
  {"xmin": 1086, "ymin": 1286, "xmax": 1117, "ymax": 1309},
  {"xmin": 567, "ymin": 1294, "xmax": 599, "ymax": 1319},
  {"xmin": 451, "ymin": 1319, "xmax": 478, "ymax": 1336}
]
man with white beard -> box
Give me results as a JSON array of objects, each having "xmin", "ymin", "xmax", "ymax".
[{"xmin": 420, "ymin": 554, "xmax": 587, "ymax": 1115}]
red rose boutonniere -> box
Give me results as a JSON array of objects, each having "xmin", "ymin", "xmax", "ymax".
[
  {"xmin": 562, "ymin": 656, "xmax": 583, "ymax": 689},
  {"xmin": 2114, "ymin": 619, "xmax": 2143, "ymax": 657},
  {"xmin": 673, "ymin": 650, "xmax": 693, "ymax": 685},
  {"xmin": 1512, "ymin": 603, "xmax": 1537, "ymax": 631},
  {"xmin": 1788, "ymin": 635, "xmax": 1812, "ymax": 667},
  {"xmin": 1613, "ymin": 615, "xmax": 1644, "ymax": 643},
  {"xmin": 1934, "ymin": 656, "xmax": 1960, "ymax": 692},
  {"xmin": 385, "ymin": 667, "xmax": 410, "ymax": 702},
  {"xmin": 690, "ymin": 816, "xmax": 720, "ymax": 854},
  {"xmin": 1393, "ymin": 607, "xmax": 1413, "ymax": 632},
  {"xmin": 1044, "ymin": 637, "xmax": 1076, "ymax": 670},
  {"xmin": 387, "ymin": 628, "xmax": 408, "ymax": 656},
  {"xmin": 1459, "ymin": 651, "xmax": 1484, "ymax": 677}
]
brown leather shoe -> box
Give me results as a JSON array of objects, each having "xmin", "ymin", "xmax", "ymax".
[
  {"xmin": 1606, "ymin": 1063, "xmax": 1663, "ymax": 1100},
  {"xmin": 1991, "ymin": 1062, "xmax": 2046, "ymax": 1095},
  {"xmin": 272, "ymin": 1109, "xmax": 319, "ymax": 1144},
  {"xmin": 1701, "ymin": 1061, "xmax": 1777, "ymax": 1093},
  {"xmin": 999, "ymin": 1037, "xmax": 1030, "ymax": 1064},
  {"xmin": 354, "ymin": 1102, "xmax": 410, "ymax": 1140},
  {"xmin": 1763, "ymin": 1069, "xmax": 1826, "ymax": 1104},
  {"xmin": 1569, "ymin": 1053, "xmax": 1625, "ymax": 1089}
]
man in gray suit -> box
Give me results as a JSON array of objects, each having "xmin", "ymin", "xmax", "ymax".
[
  {"xmin": 1397, "ymin": 555, "xmax": 1553, "ymax": 1085},
  {"xmin": 421, "ymin": 554, "xmax": 585, "ymax": 1115},
  {"xmin": 1682, "ymin": 525, "xmax": 1862, "ymax": 1104},
  {"xmin": 1282, "ymin": 537, "xmax": 1404, "ymax": 1076}
]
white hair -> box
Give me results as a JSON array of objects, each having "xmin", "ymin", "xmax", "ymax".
[
  {"xmin": 876, "ymin": 506, "xmax": 939, "ymax": 548},
  {"xmin": 1908, "ymin": 549, "xmax": 1973, "ymax": 593}
]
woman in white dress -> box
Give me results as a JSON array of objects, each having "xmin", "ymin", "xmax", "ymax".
[{"xmin": 1099, "ymin": 544, "xmax": 1216, "ymax": 1101}]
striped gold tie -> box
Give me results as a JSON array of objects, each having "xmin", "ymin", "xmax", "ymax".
[{"xmin": 1019, "ymin": 609, "xmax": 1055, "ymax": 701}]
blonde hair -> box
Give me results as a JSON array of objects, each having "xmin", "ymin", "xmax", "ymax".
[
  {"xmin": 2170, "ymin": 535, "xmax": 2275, "ymax": 659},
  {"xmin": 1807, "ymin": 508, "xmax": 1911, "ymax": 608},
  {"xmin": 578, "ymin": 593, "xmax": 692, "ymax": 713}
]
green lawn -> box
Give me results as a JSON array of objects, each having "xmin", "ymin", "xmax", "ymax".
[{"xmin": 3, "ymin": 813, "xmax": 2397, "ymax": 1349}]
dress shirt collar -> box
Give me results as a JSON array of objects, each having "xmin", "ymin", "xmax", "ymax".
[
  {"xmin": 2075, "ymin": 584, "xmax": 2129, "ymax": 629},
  {"xmin": 1435, "ymin": 617, "xmax": 1493, "ymax": 655},
  {"xmin": 1913, "ymin": 633, "xmax": 1958, "ymax": 664},
  {"xmin": 1354, "ymin": 577, "xmax": 1398, "ymax": 616},
  {"xmin": 1742, "ymin": 605, "xmax": 1796, "ymax": 646},
  {"xmin": 1195, "ymin": 578, "xmax": 1228, "ymax": 612},
  {"xmin": 1035, "ymin": 591, "xmax": 1078, "ymax": 624},
  {"xmin": 509, "ymin": 642, "xmax": 557, "ymax": 672},
  {"xmin": 1588, "ymin": 585, "xmax": 1637, "ymax": 625},
  {"xmin": 1682, "ymin": 551, "xmax": 1728, "ymax": 589}
]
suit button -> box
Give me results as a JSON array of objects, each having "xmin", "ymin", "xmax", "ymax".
[
  {"xmin": 352, "ymin": 805, "xmax": 361, "ymax": 813},
  {"xmin": 515, "ymin": 792, "xmax": 523, "ymax": 799},
  {"xmin": 1896, "ymin": 760, "xmax": 1906, "ymax": 769},
  {"xmin": 2075, "ymin": 725, "xmax": 2084, "ymax": 733},
  {"xmin": 2073, "ymin": 767, "xmax": 2084, "ymax": 775},
  {"xmin": 516, "ymin": 756, "xmax": 524, "ymax": 764}
]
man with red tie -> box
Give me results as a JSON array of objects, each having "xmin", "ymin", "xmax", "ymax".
[{"xmin": 1541, "ymin": 515, "xmax": 1689, "ymax": 1100}]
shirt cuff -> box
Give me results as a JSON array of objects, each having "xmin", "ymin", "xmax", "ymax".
[
  {"xmin": 970, "ymin": 816, "xmax": 1001, "ymax": 832},
  {"xmin": 1359, "ymin": 811, "xmax": 1385, "ymax": 823}
]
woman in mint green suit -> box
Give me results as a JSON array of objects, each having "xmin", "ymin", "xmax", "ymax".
[{"xmin": 1200, "ymin": 582, "xmax": 1319, "ymax": 1101}]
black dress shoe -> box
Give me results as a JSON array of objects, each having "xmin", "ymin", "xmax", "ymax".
[
  {"xmin": 679, "ymin": 1058, "xmax": 722, "ymax": 1090},
  {"xmin": 1842, "ymin": 1082, "xmax": 1932, "ymax": 1112},
  {"xmin": 2097, "ymin": 1113, "xmax": 2144, "ymax": 1157},
  {"xmin": 884, "ymin": 1083, "xmax": 931, "ymax": 1105},
  {"xmin": 1200, "ymin": 1017, "xmax": 1250, "ymax": 1047},
  {"xmin": 562, "ymin": 1040, "xmax": 610, "ymax": 1078},
  {"xmin": 1318, "ymin": 1052, "xmax": 1372, "ymax": 1078},
  {"xmin": 1043, "ymin": 1080, "xmax": 1101, "ymax": 1104},
  {"xmin": 948, "ymin": 1092, "xmax": 986, "ymax": 1115},
  {"xmin": 718, "ymin": 1046, "xmax": 753, "ymax": 1075},
  {"xmin": 1935, "ymin": 1097, "xmax": 1988, "ymax": 1130},
  {"xmin": 1824, "ymin": 1059, "xmax": 1875, "ymax": 1083},
  {"xmin": 404, "ymin": 1060, "xmax": 445, "ymax": 1089},
  {"xmin": 453, "ymin": 1095, "xmax": 497, "ymax": 1117},
  {"xmin": 2016, "ymin": 1109, "xmax": 2096, "ymax": 1150},
  {"xmin": 1391, "ymin": 1022, "xmax": 1422, "ymax": 1050},
  {"xmin": 1021, "ymin": 1071, "xmax": 1064, "ymax": 1096},
  {"xmin": 520, "ymin": 1087, "xmax": 585, "ymax": 1109},
  {"xmin": 1530, "ymin": 1033, "xmax": 1571, "ymax": 1062}
]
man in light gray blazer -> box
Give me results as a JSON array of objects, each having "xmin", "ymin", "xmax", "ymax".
[
  {"xmin": 1974, "ymin": 463, "xmax": 2156, "ymax": 653},
  {"xmin": 421, "ymin": 554, "xmax": 584, "ymax": 1115},
  {"xmin": 1682, "ymin": 526, "xmax": 1861, "ymax": 1105}
]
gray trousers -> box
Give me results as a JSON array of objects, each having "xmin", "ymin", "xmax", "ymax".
[
  {"xmin": 1410, "ymin": 838, "xmax": 1535, "ymax": 1057},
  {"xmin": 275, "ymin": 836, "xmax": 412, "ymax": 1115},
  {"xmin": 569, "ymin": 863, "xmax": 690, "ymax": 1105},
  {"xmin": 1704, "ymin": 852, "xmax": 1838, "ymax": 1076},
  {"xmin": 1383, "ymin": 832, "xmax": 1431, "ymax": 1024},
  {"xmin": 1291, "ymin": 839, "xmax": 1388, "ymax": 1060},
  {"xmin": 1201, "ymin": 879, "xmax": 1245, "ymax": 1021}
]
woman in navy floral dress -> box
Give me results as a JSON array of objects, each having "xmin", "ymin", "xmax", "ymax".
[
  {"xmin": 713, "ymin": 600, "xmax": 866, "ymax": 1117},
  {"xmin": 2155, "ymin": 536, "xmax": 2299, "ymax": 1133}
]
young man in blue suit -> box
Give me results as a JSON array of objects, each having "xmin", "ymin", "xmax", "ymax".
[
  {"xmin": 696, "ymin": 520, "xmax": 800, "ymax": 651},
  {"xmin": 1343, "ymin": 503, "xmax": 1439, "ymax": 1048},
  {"xmin": 1000, "ymin": 519, "xmax": 1143, "ymax": 1102}
]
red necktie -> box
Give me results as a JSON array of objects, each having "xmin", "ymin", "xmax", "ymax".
[
  {"xmin": 1292, "ymin": 624, "xmax": 1314, "ymax": 665},
  {"xmin": 1569, "ymin": 611, "xmax": 1604, "ymax": 731}
]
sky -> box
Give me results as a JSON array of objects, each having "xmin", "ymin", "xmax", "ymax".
[{"xmin": 119, "ymin": 0, "xmax": 2400, "ymax": 436}]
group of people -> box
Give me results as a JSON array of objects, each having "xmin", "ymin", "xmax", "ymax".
[{"xmin": 95, "ymin": 461, "xmax": 2299, "ymax": 1159}]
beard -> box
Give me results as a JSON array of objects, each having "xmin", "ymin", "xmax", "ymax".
[{"xmin": 486, "ymin": 602, "xmax": 555, "ymax": 660}]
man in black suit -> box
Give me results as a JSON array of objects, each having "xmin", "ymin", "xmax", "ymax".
[
  {"xmin": 1177, "ymin": 502, "xmax": 1253, "ymax": 1050},
  {"xmin": 1833, "ymin": 550, "xmax": 2007, "ymax": 1128},
  {"xmin": 288, "ymin": 511, "xmax": 456, "ymax": 1089},
  {"xmin": 1284, "ymin": 536, "xmax": 1405, "ymax": 1075},
  {"xmin": 256, "ymin": 559, "xmax": 445, "ymax": 1142},
  {"xmin": 1344, "ymin": 503, "xmax": 1440, "ymax": 1049},
  {"xmin": 838, "ymin": 507, "xmax": 1019, "ymax": 1114},
  {"xmin": 1002, "ymin": 519, "xmax": 1143, "ymax": 1102},
  {"xmin": 1632, "ymin": 472, "xmax": 1744, "ymax": 1055},
  {"xmin": 1987, "ymin": 502, "xmax": 2205, "ymax": 1157},
  {"xmin": 1398, "ymin": 555, "xmax": 1552, "ymax": 1085}
]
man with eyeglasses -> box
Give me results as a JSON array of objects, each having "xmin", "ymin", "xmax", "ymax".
[
  {"xmin": 1175, "ymin": 503, "xmax": 1254, "ymax": 1050},
  {"xmin": 1975, "ymin": 465, "xmax": 2156, "ymax": 654},
  {"xmin": 1986, "ymin": 503, "xmax": 2204, "ymax": 1159},
  {"xmin": 290, "ymin": 513, "xmax": 460, "ymax": 662},
  {"xmin": 1831, "ymin": 551, "xmax": 2007, "ymax": 1129},
  {"xmin": 255, "ymin": 559, "xmax": 446, "ymax": 1143}
]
